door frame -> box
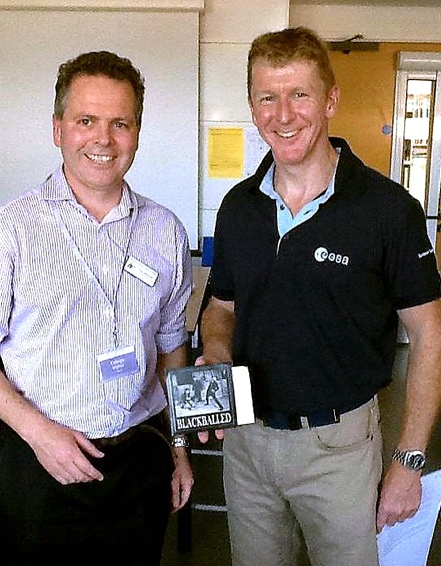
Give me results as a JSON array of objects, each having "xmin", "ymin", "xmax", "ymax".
[{"xmin": 390, "ymin": 51, "xmax": 441, "ymax": 248}]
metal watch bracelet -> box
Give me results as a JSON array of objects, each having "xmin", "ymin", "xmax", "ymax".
[
  {"xmin": 171, "ymin": 434, "xmax": 189, "ymax": 448},
  {"xmin": 392, "ymin": 447, "xmax": 426, "ymax": 471}
]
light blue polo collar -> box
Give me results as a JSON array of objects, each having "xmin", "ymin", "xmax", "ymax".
[{"xmin": 260, "ymin": 161, "xmax": 337, "ymax": 238}]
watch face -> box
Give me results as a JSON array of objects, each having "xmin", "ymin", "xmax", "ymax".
[
  {"xmin": 393, "ymin": 448, "xmax": 426, "ymax": 471},
  {"xmin": 409, "ymin": 453, "xmax": 426, "ymax": 469}
]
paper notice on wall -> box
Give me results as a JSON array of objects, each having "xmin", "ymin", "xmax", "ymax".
[
  {"xmin": 245, "ymin": 127, "xmax": 270, "ymax": 177},
  {"xmin": 208, "ymin": 127, "xmax": 244, "ymax": 178}
]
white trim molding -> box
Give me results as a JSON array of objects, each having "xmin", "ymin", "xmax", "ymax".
[
  {"xmin": 398, "ymin": 52, "xmax": 441, "ymax": 72},
  {"xmin": 0, "ymin": 0, "xmax": 204, "ymax": 11}
]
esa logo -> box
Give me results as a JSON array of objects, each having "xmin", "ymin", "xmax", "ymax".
[{"xmin": 314, "ymin": 247, "xmax": 349, "ymax": 266}]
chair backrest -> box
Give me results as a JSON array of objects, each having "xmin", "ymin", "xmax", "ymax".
[{"xmin": 377, "ymin": 469, "xmax": 441, "ymax": 566}]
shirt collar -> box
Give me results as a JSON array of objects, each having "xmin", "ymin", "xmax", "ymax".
[
  {"xmin": 259, "ymin": 157, "xmax": 338, "ymax": 205},
  {"xmin": 40, "ymin": 165, "xmax": 139, "ymax": 222},
  {"xmin": 258, "ymin": 152, "xmax": 339, "ymax": 238}
]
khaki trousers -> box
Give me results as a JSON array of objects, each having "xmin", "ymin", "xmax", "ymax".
[{"xmin": 224, "ymin": 398, "xmax": 382, "ymax": 566}]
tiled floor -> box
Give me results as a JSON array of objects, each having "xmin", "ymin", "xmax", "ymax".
[
  {"xmin": 162, "ymin": 344, "xmax": 441, "ymax": 565},
  {"xmin": 162, "ymin": 434, "xmax": 231, "ymax": 566},
  {"xmin": 162, "ymin": 511, "xmax": 230, "ymax": 566}
]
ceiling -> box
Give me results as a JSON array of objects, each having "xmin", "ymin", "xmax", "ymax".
[{"xmin": 291, "ymin": 1, "xmax": 440, "ymax": 6}]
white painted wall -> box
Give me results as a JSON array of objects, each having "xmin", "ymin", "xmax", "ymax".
[
  {"xmin": 289, "ymin": 4, "xmax": 441, "ymax": 43},
  {"xmin": 199, "ymin": 1, "xmax": 441, "ymax": 241},
  {"xmin": 0, "ymin": 4, "xmax": 201, "ymax": 248},
  {"xmin": 0, "ymin": 0, "xmax": 203, "ymax": 7},
  {"xmin": 198, "ymin": 0, "xmax": 289, "ymax": 240},
  {"xmin": 6, "ymin": 1, "xmax": 436, "ymax": 246}
]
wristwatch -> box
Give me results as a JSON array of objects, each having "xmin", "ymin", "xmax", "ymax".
[
  {"xmin": 171, "ymin": 434, "xmax": 189, "ymax": 448},
  {"xmin": 392, "ymin": 448, "xmax": 426, "ymax": 471}
]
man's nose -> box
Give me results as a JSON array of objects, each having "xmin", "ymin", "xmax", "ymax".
[
  {"xmin": 95, "ymin": 123, "xmax": 112, "ymax": 145},
  {"xmin": 275, "ymin": 98, "xmax": 293, "ymax": 123}
]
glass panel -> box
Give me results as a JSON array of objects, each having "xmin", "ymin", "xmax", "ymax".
[
  {"xmin": 402, "ymin": 79, "xmax": 433, "ymax": 211},
  {"xmin": 437, "ymin": 222, "xmax": 441, "ymax": 271},
  {"xmin": 434, "ymin": 166, "xmax": 441, "ymax": 269}
]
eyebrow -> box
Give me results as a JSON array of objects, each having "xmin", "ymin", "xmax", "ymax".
[{"xmin": 75, "ymin": 113, "xmax": 135, "ymax": 123}]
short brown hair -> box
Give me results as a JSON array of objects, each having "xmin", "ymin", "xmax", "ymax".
[
  {"xmin": 247, "ymin": 27, "xmax": 336, "ymax": 98},
  {"xmin": 54, "ymin": 51, "xmax": 145, "ymax": 126}
]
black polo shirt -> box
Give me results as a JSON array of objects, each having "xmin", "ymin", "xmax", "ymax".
[{"xmin": 210, "ymin": 138, "xmax": 441, "ymax": 414}]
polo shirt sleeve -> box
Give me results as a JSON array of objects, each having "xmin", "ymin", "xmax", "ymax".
[
  {"xmin": 383, "ymin": 193, "xmax": 441, "ymax": 310},
  {"xmin": 209, "ymin": 201, "xmax": 236, "ymax": 302}
]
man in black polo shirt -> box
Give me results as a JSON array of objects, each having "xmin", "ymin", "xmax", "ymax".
[{"xmin": 198, "ymin": 27, "xmax": 441, "ymax": 566}]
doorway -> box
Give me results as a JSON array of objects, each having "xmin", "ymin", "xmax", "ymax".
[{"xmin": 390, "ymin": 52, "xmax": 441, "ymax": 263}]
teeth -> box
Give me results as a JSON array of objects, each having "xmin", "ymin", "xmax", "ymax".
[
  {"xmin": 277, "ymin": 131, "xmax": 296, "ymax": 139},
  {"xmin": 87, "ymin": 154, "xmax": 114, "ymax": 163}
]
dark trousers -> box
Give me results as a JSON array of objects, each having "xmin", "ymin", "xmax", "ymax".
[{"xmin": 0, "ymin": 421, "xmax": 174, "ymax": 566}]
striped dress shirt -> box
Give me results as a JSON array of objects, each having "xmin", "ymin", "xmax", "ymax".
[{"xmin": 0, "ymin": 167, "xmax": 191, "ymax": 438}]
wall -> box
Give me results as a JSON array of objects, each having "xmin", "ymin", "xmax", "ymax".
[
  {"xmin": 4, "ymin": 2, "xmax": 439, "ymax": 244},
  {"xmin": 200, "ymin": 2, "xmax": 441, "ymax": 239},
  {"xmin": 0, "ymin": 2, "xmax": 201, "ymax": 248},
  {"xmin": 289, "ymin": 5, "xmax": 441, "ymax": 174},
  {"xmin": 290, "ymin": 4, "xmax": 441, "ymax": 268},
  {"xmin": 328, "ymin": 43, "xmax": 441, "ymax": 176},
  {"xmin": 289, "ymin": 4, "xmax": 441, "ymax": 43},
  {"xmin": 198, "ymin": 0, "xmax": 289, "ymax": 240},
  {"xmin": 0, "ymin": 0, "xmax": 290, "ymax": 248}
]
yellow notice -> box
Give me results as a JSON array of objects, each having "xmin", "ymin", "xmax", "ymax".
[{"xmin": 208, "ymin": 127, "xmax": 244, "ymax": 178}]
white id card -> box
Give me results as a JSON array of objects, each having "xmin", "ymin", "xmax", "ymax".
[
  {"xmin": 97, "ymin": 346, "xmax": 140, "ymax": 382},
  {"xmin": 124, "ymin": 256, "xmax": 158, "ymax": 287}
]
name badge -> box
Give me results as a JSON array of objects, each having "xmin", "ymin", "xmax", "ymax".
[
  {"xmin": 97, "ymin": 346, "xmax": 140, "ymax": 382},
  {"xmin": 124, "ymin": 256, "xmax": 158, "ymax": 287}
]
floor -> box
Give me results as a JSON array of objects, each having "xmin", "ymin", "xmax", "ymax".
[
  {"xmin": 162, "ymin": 435, "xmax": 231, "ymax": 566},
  {"xmin": 161, "ymin": 344, "xmax": 441, "ymax": 566}
]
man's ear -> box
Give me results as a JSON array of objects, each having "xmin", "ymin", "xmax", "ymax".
[
  {"xmin": 326, "ymin": 85, "xmax": 340, "ymax": 119},
  {"xmin": 248, "ymin": 97, "xmax": 258, "ymax": 127},
  {"xmin": 52, "ymin": 115, "xmax": 61, "ymax": 148}
]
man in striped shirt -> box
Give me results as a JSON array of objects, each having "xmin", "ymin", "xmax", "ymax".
[{"xmin": 0, "ymin": 51, "xmax": 193, "ymax": 565}]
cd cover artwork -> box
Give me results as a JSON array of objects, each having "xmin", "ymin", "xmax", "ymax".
[{"xmin": 166, "ymin": 363, "xmax": 255, "ymax": 435}]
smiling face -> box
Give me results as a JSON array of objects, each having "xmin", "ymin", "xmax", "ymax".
[
  {"xmin": 249, "ymin": 59, "xmax": 339, "ymax": 170},
  {"xmin": 53, "ymin": 74, "xmax": 140, "ymax": 200}
]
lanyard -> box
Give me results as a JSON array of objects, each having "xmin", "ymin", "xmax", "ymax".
[{"xmin": 50, "ymin": 192, "xmax": 139, "ymax": 347}]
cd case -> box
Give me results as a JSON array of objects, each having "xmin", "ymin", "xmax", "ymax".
[{"xmin": 166, "ymin": 363, "xmax": 255, "ymax": 436}]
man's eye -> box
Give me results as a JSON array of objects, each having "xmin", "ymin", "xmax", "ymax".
[
  {"xmin": 80, "ymin": 118, "xmax": 91, "ymax": 125},
  {"xmin": 293, "ymin": 92, "xmax": 307, "ymax": 99},
  {"xmin": 115, "ymin": 121, "xmax": 127, "ymax": 129}
]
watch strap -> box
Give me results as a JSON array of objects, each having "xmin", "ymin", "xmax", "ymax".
[{"xmin": 392, "ymin": 448, "xmax": 426, "ymax": 471}]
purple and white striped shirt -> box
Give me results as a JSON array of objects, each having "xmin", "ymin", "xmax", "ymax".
[{"xmin": 0, "ymin": 167, "xmax": 191, "ymax": 438}]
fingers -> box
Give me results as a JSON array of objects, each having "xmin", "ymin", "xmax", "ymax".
[
  {"xmin": 194, "ymin": 355, "xmax": 206, "ymax": 366},
  {"xmin": 171, "ymin": 448, "xmax": 194, "ymax": 512},
  {"xmin": 74, "ymin": 433, "xmax": 105, "ymax": 460},
  {"xmin": 197, "ymin": 429, "xmax": 224, "ymax": 443},
  {"xmin": 49, "ymin": 449, "xmax": 105, "ymax": 485},
  {"xmin": 171, "ymin": 475, "xmax": 193, "ymax": 512},
  {"xmin": 32, "ymin": 427, "xmax": 105, "ymax": 485},
  {"xmin": 376, "ymin": 507, "xmax": 394, "ymax": 533},
  {"xmin": 197, "ymin": 430, "xmax": 209, "ymax": 443},
  {"xmin": 215, "ymin": 429, "xmax": 225, "ymax": 440},
  {"xmin": 61, "ymin": 431, "xmax": 105, "ymax": 483},
  {"xmin": 376, "ymin": 490, "xmax": 421, "ymax": 532},
  {"xmin": 376, "ymin": 463, "xmax": 422, "ymax": 532},
  {"xmin": 377, "ymin": 504, "xmax": 419, "ymax": 532},
  {"xmin": 376, "ymin": 518, "xmax": 384, "ymax": 534},
  {"xmin": 74, "ymin": 456, "xmax": 104, "ymax": 483}
]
